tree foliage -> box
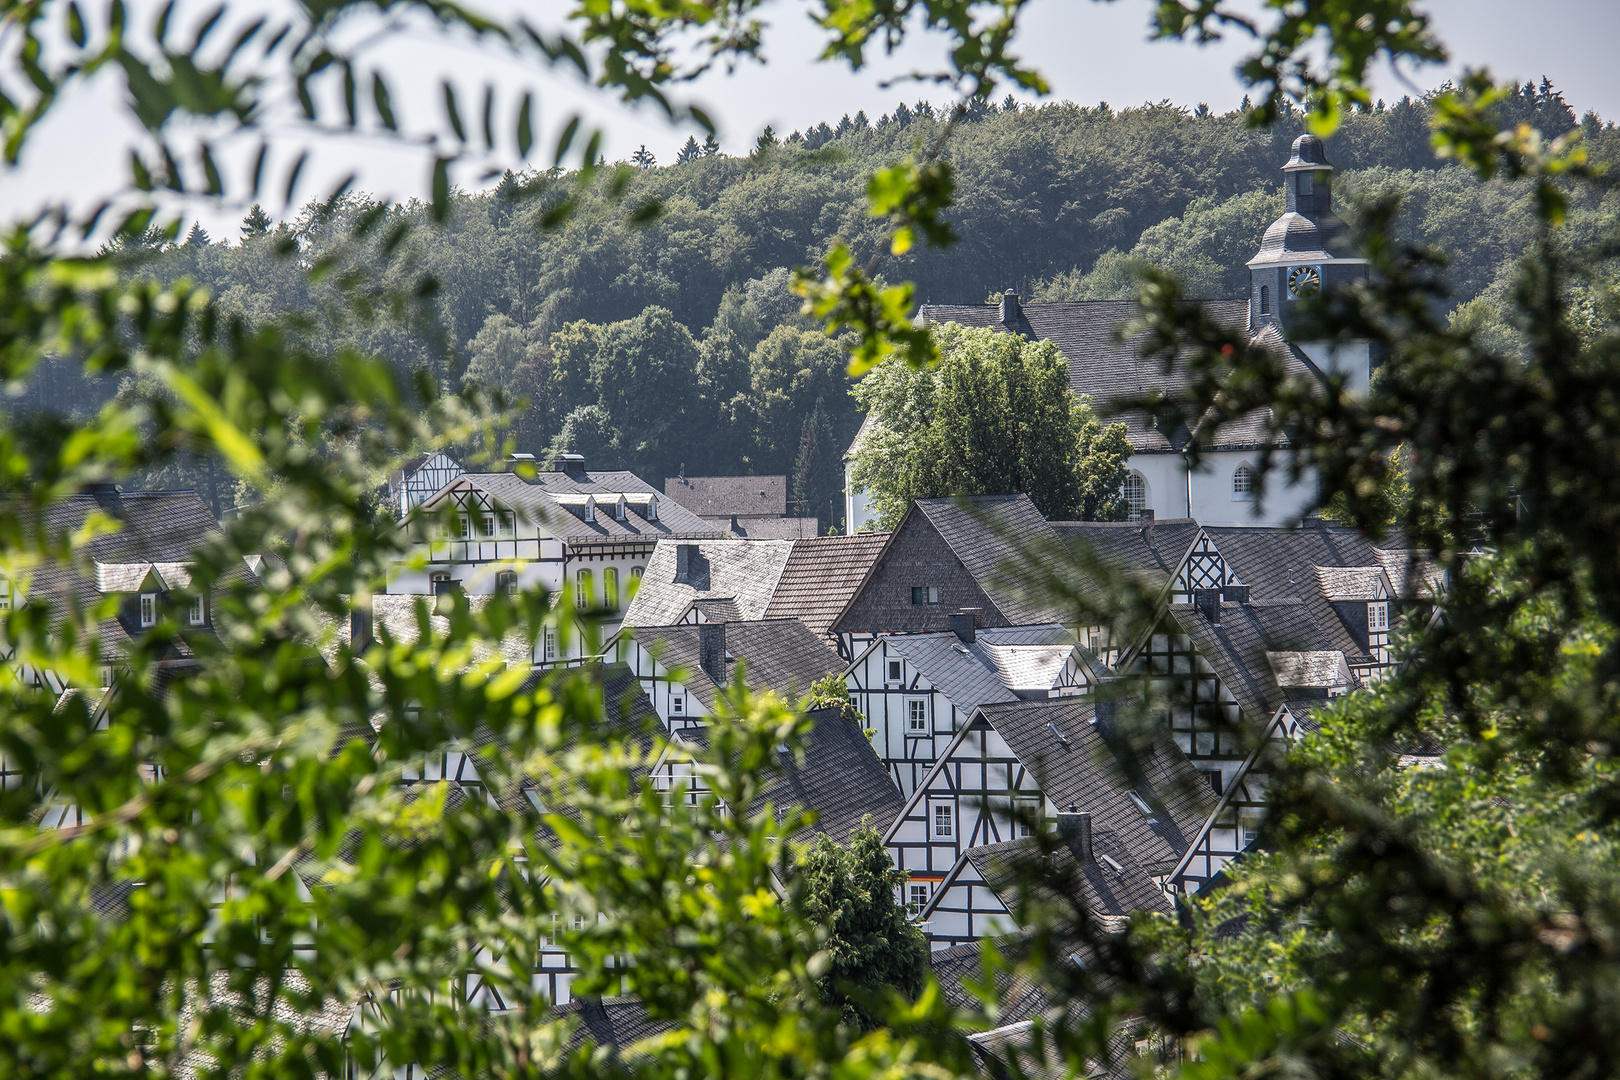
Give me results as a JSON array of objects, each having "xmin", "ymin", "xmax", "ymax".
[{"xmin": 850, "ymin": 324, "xmax": 1133, "ymax": 526}]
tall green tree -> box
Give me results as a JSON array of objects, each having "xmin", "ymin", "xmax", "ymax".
[
  {"xmin": 850, "ymin": 324, "xmax": 1132, "ymax": 526},
  {"xmin": 796, "ymin": 824, "xmax": 928, "ymax": 1030}
]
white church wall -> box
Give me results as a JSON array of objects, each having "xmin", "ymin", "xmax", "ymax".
[{"xmin": 1188, "ymin": 450, "xmax": 1318, "ymax": 527}]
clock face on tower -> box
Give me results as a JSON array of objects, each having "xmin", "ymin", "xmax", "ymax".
[{"xmin": 1288, "ymin": 264, "xmax": 1321, "ymax": 297}]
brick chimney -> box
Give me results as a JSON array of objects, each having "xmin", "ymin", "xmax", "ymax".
[
  {"xmin": 698, "ymin": 622, "xmax": 727, "ymax": 685},
  {"xmin": 1194, "ymin": 588, "xmax": 1222, "ymax": 626}
]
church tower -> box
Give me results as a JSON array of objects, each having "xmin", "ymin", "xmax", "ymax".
[{"xmin": 1247, "ymin": 134, "xmax": 1367, "ymax": 333}]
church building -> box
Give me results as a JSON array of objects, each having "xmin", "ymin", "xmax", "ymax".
[{"xmin": 845, "ymin": 135, "xmax": 1370, "ymax": 531}]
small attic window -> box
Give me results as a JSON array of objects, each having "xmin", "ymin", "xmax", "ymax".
[
  {"xmin": 614, "ymin": 497, "xmax": 627, "ymax": 521},
  {"xmin": 1126, "ymin": 789, "xmax": 1158, "ymax": 823},
  {"xmin": 139, "ymin": 592, "xmax": 156, "ymax": 628},
  {"xmin": 584, "ymin": 498, "xmax": 596, "ymax": 523},
  {"xmin": 646, "ymin": 495, "xmax": 658, "ymax": 522}
]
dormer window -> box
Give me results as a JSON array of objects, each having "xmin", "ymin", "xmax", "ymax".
[
  {"xmin": 646, "ymin": 496, "xmax": 658, "ymax": 522},
  {"xmin": 1369, "ymin": 601, "xmax": 1390, "ymax": 632},
  {"xmin": 614, "ymin": 497, "xmax": 627, "ymax": 522},
  {"xmin": 139, "ymin": 593, "xmax": 157, "ymax": 628},
  {"xmin": 188, "ymin": 596, "xmax": 205, "ymax": 626},
  {"xmin": 584, "ymin": 498, "xmax": 596, "ymax": 523},
  {"xmin": 1232, "ymin": 464, "xmax": 1256, "ymax": 500}
]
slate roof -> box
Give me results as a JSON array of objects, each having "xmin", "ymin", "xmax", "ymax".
[
  {"xmin": 1314, "ymin": 565, "xmax": 1388, "ymax": 601},
  {"xmin": 763, "ymin": 532, "xmax": 890, "ymax": 638},
  {"xmin": 964, "ymin": 830, "xmax": 1173, "ymax": 923},
  {"xmin": 550, "ymin": 995, "xmax": 678, "ymax": 1056},
  {"xmin": 969, "ymin": 697, "xmax": 1216, "ymax": 876},
  {"xmin": 1267, "ymin": 650, "xmax": 1351, "ymax": 689},
  {"xmin": 912, "ymin": 496, "xmax": 1061, "ymax": 626},
  {"xmin": 719, "ymin": 516, "xmax": 821, "ymax": 540},
  {"xmin": 628, "ymin": 619, "xmax": 843, "ymax": 711},
  {"xmin": 620, "ymin": 539, "xmax": 795, "ymax": 628},
  {"xmin": 1160, "ymin": 599, "xmax": 1339, "ymax": 720},
  {"xmin": 322, "ymin": 593, "xmax": 535, "ymax": 670},
  {"xmin": 864, "ymin": 625, "xmax": 1092, "ymax": 714},
  {"xmin": 669, "ymin": 706, "xmax": 904, "ymax": 845},
  {"xmin": 421, "ymin": 470, "xmax": 722, "ymax": 545},
  {"xmin": 917, "ymin": 299, "xmax": 1304, "ymax": 453},
  {"xmin": 13, "ymin": 489, "xmax": 256, "ymax": 661},
  {"xmin": 661, "ymin": 475, "xmax": 787, "ymax": 517},
  {"xmin": 1374, "ymin": 547, "xmax": 1447, "ymax": 600},
  {"xmin": 929, "ymin": 938, "xmax": 1050, "ymax": 1023},
  {"xmin": 1049, "ymin": 518, "xmax": 1204, "ymax": 600},
  {"xmin": 1203, "ymin": 524, "xmax": 1423, "ymax": 661}
]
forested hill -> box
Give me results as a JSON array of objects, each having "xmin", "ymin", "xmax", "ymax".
[{"xmin": 42, "ymin": 81, "xmax": 1620, "ymax": 528}]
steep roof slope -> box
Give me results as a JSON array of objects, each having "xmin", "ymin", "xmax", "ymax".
[
  {"xmin": 629, "ymin": 619, "xmax": 843, "ymax": 711},
  {"xmin": 763, "ymin": 532, "xmax": 889, "ymax": 637},
  {"xmin": 620, "ymin": 539, "xmax": 795, "ymax": 627},
  {"xmin": 426, "ymin": 470, "xmax": 721, "ymax": 544},
  {"xmin": 661, "ymin": 475, "xmax": 787, "ymax": 517},
  {"xmin": 1158, "ymin": 599, "xmax": 1340, "ymax": 720}
]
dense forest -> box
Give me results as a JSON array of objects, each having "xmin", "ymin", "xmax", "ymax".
[{"xmin": 30, "ymin": 80, "xmax": 1619, "ymax": 527}]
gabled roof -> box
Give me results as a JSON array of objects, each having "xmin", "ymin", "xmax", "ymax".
[
  {"xmin": 661, "ymin": 475, "xmax": 787, "ymax": 517},
  {"xmin": 666, "ymin": 706, "xmax": 904, "ymax": 846},
  {"xmin": 620, "ymin": 539, "xmax": 795, "ymax": 628},
  {"xmin": 916, "ymin": 299, "xmax": 1305, "ymax": 453},
  {"xmin": 420, "ymin": 470, "xmax": 722, "ymax": 544},
  {"xmin": 1314, "ymin": 565, "xmax": 1389, "ymax": 602},
  {"xmin": 956, "ymin": 831, "xmax": 1173, "ymax": 923},
  {"xmin": 1202, "ymin": 524, "xmax": 1418, "ymax": 662},
  {"xmin": 1266, "ymin": 650, "xmax": 1351, "ymax": 690},
  {"xmin": 854, "ymin": 624, "xmax": 1091, "ymax": 713},
  {"xmin": 763, "ymin": 532, "xmax": 889, "ymax": 637},
  {"xmin": 1049, "ymin": 518, "xmax": 1205, "ymax": 601},
  {"xmin": 1160, "ymin": 599, "xmax": 1339, "ymax": 720},
  {"xmin": 974, "ymin": 697, "xmax": 1216, "ymax": 875},
  {"xmin": 628, "ymin": 619, "xmax": 843, "ymax": 712}
]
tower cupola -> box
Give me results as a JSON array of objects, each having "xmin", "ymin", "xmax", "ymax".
[{"xmin": 1246, "ymin": 135, "xmax": 1365, "ymax": 332}]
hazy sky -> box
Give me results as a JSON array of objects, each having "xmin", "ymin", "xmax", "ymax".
[{"xmin": 0, "ymin": 0, "xmax": 1614, "ymax": 240}]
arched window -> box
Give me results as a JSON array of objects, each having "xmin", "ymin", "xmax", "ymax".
[
  {"xmin": 1259, "ymin": 285, "xmax": 1270, "ymax": 315},
  {"xmin": 575, "ymin": 568, "xmax": 593, "ymax": 610},
  {"xmin": 1123, "ymin": 473, "xmax": 1148, "ymax": 521},
  {"xmin": 1232, "ymin": 463, "xmax": 1256, "ymax": 500},
  {"xmin": 604, "ymin": 567, "xmax": 620, "ymax": 609}
]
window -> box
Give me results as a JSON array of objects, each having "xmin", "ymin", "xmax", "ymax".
[
  {"xmin": 604, "ymin": 567, "xmax": 619, "ymax": 609},
  {"xmin": 575, "ymin": 568, "xmax": 593, "ymax": 610},
  {"xmin": 584, "ymin": 499, "xmax": 596, "ymax": 523},
  {"xmin": 498, "ymin": 511, "xmax": 515, "ymax": 538},
  {"xmin": 429, "ymin": 571, "xmax": 451, "ymax": 585},
  {"xmin": 543, "ymin": 626, "xmax": 558, "ymax": 662},
  {"xmin": 1232, "ymin": 463, "xmax": 1256, "ymax": 500},
  {"xmin": 671, "ymin": 693, "xmax": 685, "ymax": 715},
  {"xmin": 1016, "ymin": 797, "xmax": 1041, "ymax": 837},
  {"xmin": 455, "ymin": 512, "xmax": 471, "ymax": 539},
  {"xmin": 1259, "ymin": 284, "xmax": 1270, "ymax": 314},
  {"xmin": 1369, "ymin": 601, "xmax": 1390, "ymax": 632},
  {"xmin": 1123, "ymin": 473, "xmax": 1148, "ymax": 521},
  {"xmin": 887, "ymin": 659, "xmax": 902, "ymax": 683},
  {"xmin": 139, "ymin": 592, "xmax": 156, "ymax": 628},
  {"xmin": 646, "ymin": 497, "xmax": 658, "ymax": 522},
  {"xmin": 908, "ymin": 884, "xmax": 929, "ymax": 914},
  {"xmin": 910, "ymin": 586, "xmax": 940, "ymax": 605},
  {"xmin": 1299, "ymin": 172, "xmax": 1314, "ymax": 196},
  {"xmin": 496, "ymin": 571, "xmax": 518, "ymax": 595},
  {"xmin": 188, "ymin": 595, "xmax": 205, "ymax": 626},
  {"xmin": 933, "ymin": 804, "xmax": 953, "ymax": 838},
  {"xmin": 1201, "ymin": 769, "xmax": 1223, "ymax": 796},
  {"xmin": 614, "ymin": 499, "xmax": 627, "ymax": 521},
  {"xmin": 480, "ymin": 512, "xmax": 496, "ymax": 539},
  {"xmin": 0, "ymin": 572, "xmax": 11, "ymax": 610},
  {"xmin": 907, "ymin": 698, "xmax": 928, "ymax": 732}
]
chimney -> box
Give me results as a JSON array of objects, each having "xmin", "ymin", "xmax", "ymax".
[
  {"xmin": 1194, "ymin": 588, "xmax": 1222, "ymax": 626},
  {"xmin": 730, "ymin": 513, "xmax": 740, "ymax": 535},
  {"xmin": 1056, "ymin": 806, "xmax": 1093, "ymax": 864},
  {"xmin": 698, "ymin": 621, "xmax": 727, "ymax": 685},
  {"xmin": 350, "ymin": 599, "xmax": 373, "ymax": 654},
  {"xmin": 557, "ymin": 453, "xmax": 587, "ymax": 480},
  {"xmin": 949, "ymin": 610, "xmax": 976, "ymax": 645},
  {"xmin": 1223, "ymin": 584, "xmax": 1250, "ymax": 605},
  {"xmin": 998, "ymin": 289, "xmax": 1021, "ymax": 326},
  {"xmin": 675, "ymin": 544, "xmax": 698, "ymax": 584},
  {"xmin": 1137, "ymin": 508, "xmax": 1155, "ymax": 546}
]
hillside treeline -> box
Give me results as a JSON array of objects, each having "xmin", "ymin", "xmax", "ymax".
[{"xmin": 28, "ymin": 81, "xmax": 1618, "ymax": 526}]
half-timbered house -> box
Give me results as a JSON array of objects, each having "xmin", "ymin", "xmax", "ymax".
[
  {"xmin": 918, "ymin": 814, "xmax": 1172, "ymax": 950},
  {"xmin": 828, "ymin": 495, "xmax": 1066, "ymax": 659},
  {"xmin": 883, "ymin": 697, "xmax": 1215, "ymax": 909},
  {"xmin": 844, "ymin": 620, "xmax": 1105, "ymax": 795},
  {"xmin": 611, "ymin": 619, "xmax": 843, "ymax": 731}
]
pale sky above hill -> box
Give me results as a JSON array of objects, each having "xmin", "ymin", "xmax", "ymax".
[{"xmin": 0, "ymin": 0, "xmax": 1613, "ymax": 241}]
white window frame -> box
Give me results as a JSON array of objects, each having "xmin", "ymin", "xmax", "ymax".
[
  {"xmin": 543, "ymin": 626, "xmax": 558, "ymax": 662},
  {"xmin": 932, "ymin": 803, "xmax": 953, "ymax": 838},
  {"xmin": 886, "ymin": 659, "xmax": 903, "ymax": 684},
  {"xmin": 671, "ymin": 692, "xmax": 685, "ymax": 715},
  {"xmin": 1123, "ymin": 472, "xmax": 1148, "ymax": 521},
  {"xmin": 1369, "ymin": 600, "xmax": 1390, "ymax": 632},
  {"xmin": 456, "ymin": 512, "xmax": 471, "ymax": 539},
  {"xmin": 480, "ymin": 512, "xmax": 496, "ymax": 539},
  {"xmin": 604, "ymin": 566, "xmax": 619, "ymax": 609},
  {"xmin": 906, "ymin": 697, "xmax": 928, "ymax": 732},
  {"xmin": 139, "ymin": 592, "xmax": 157, "ymax": 628},
  {"xmin": 1232, "ymin": 463, "xmax": 1257, "ymax": 501},
  {"xmin": 908, "ymin": 883, "xmax": 929, "ymax": 914},
  {"xmin": 498, "ymin": 510, "xmax": 516, "ymax": 538},
  {"xmin": 496, "ymin": 571, "xmax": 517, "ymax": 595},
  {"xmin": 188, "ymin": 595, "xmax": 205, "ymax": 626},
  {"xmin": 575, "ymin": 568, "xmax": 592, "ymax": 610}
]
